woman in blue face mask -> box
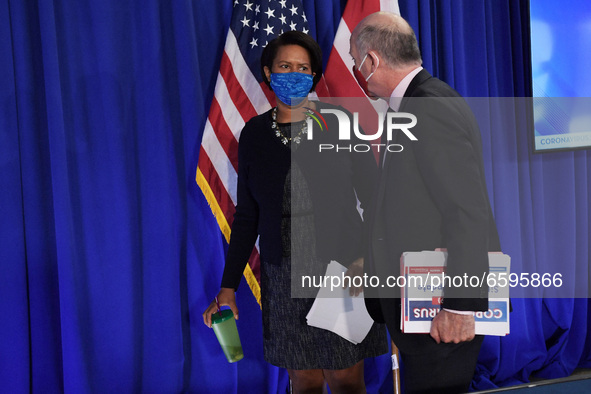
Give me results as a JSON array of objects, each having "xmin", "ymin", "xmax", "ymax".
[{"xmin": 203, "ymin": 31, "xmax": 387, "ymax": 393}]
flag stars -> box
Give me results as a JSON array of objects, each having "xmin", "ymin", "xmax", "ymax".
[
  {"xmin": 265, "ymin": 7, "xmax": 275, "ymax": 19},
  {"xmin": 302, "ymin": 13, "xmax": 307, "ymax": 22},
  {"xmin": 279, "ymin": 0, "xmax": 287, "ymax": 8},
  {"xmin": 243, "ymin": 0, "xmax": 253, "ymax": 11},
  {"xmin": 240, "ymin": 16, "xmax": 250, "ymax": 27},
  {"xmin": 264, "ymin": 23, "xmax": 275, "ymax": 35},
  {"xmin": 289, "ymin": 21, "xmax": 297, "ymax": 31},
  {"xmin": 255, "ymin": 4, "xmax": 260, "ymax": 14},
  {"xmin": 303, "ymin": 27, "xmax": 309, "ymax": 34},
  {"xmin": 253, "ymin": 21, "xmax": 259, "ymax": 31},
  {"xmin": 289, "ymin": 5, "xmax": 298, "ymax": 16},
  {"xmin": 279, "ymin": 14, "xmax": 287, "ymax": 24},
  {"xmin": 250, "ymin": 37, "xmax": 258, "ymax": 48}
]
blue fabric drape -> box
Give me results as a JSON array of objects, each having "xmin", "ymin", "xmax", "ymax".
[
  {"xmin": 1, "ymin": 3, "xmax": 30, "ymax": 392},
  {"xmin": 1, "ymin": 0, "xmax": 348, "ymax": 392},
  {"xmin": 1, "ymin": 0, "xmax": 590, "ymax": 392}
]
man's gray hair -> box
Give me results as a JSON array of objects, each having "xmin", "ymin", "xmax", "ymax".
[{"xmin": 355, "ymin": 23, "xmax": 422, "ymax": 68}]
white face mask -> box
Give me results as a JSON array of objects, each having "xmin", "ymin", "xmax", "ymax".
[{"xmin": 358, "ymin": 52, "xmax": 380, "ymax": 82}]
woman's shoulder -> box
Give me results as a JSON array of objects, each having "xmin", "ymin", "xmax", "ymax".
[
  {"xmin": 245, "ymin": 108, "xmax": 273, "ymax": 128},
  {"xmin": 239, "ymin": 108, "xmax": 273, "ymax": 143}
]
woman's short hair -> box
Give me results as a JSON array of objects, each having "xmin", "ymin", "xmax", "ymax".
[{"xmin": 260, "ymin": 31, "xmax": 323, "ymax": 92}]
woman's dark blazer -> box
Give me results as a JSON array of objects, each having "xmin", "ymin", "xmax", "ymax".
[{"xmin": 221, "ymin": 101, "xmax": 378, "ymax": 289}]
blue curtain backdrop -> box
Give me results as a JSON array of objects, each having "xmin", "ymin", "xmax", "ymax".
[{"xmin": 1, "ymin": 0, "xmax": 590, "ymax": 393}]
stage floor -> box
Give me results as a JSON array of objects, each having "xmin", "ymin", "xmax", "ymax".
[{"xmin": 476, "ymin": 368, "xmax": 591, "ymax": 393}]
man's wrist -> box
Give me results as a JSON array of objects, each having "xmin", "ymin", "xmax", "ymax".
[{"xmin": 442, "ymin": 308, "xmax": 474, "ymax": 316}]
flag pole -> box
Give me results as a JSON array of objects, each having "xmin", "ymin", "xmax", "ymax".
[{"xmin": 392, "ymin": 340, "xmax": 401, "ymax": 394}]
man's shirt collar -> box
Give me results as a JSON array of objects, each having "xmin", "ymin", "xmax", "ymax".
[{"xmin": 388, "ymin": 66, "xmax": 423, "ymax": 112}]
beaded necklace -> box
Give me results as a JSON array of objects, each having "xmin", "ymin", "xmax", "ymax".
[{"xmin": 270, "ymin": 107, "xmax": 312, "ymax": 145}]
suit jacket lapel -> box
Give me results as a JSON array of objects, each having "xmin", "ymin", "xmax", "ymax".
[
  {"xmin": 381, "ymin": 69, "xmax": 432, "ymax": 171},
  {"xmin": 402, "ymin": 69, "xmax": 432, "ymax": 99},
  {"xmin": 373, "ymin": 69, "xmax": 434, "ymax": 226},
  {"xmin": 378, "ymin": 107, "xmax": 393, "ymax": 167}
]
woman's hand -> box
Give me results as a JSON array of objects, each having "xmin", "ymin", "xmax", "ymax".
[
  {"xmin": 344, "ymin": 258, "xmax": 364, "ymax": 297},
  {"xmin": 202, "ymin": 288, "xmax": 239, "ymax": 328}
]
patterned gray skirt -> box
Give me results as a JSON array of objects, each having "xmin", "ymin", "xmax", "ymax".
[
  {"xmin": 260, "ymin": 256, "xmax": 388, "ymax": 370},
  {"xmin": 259, "ymin": 159, "xmax": 388, "ymax": 370}
]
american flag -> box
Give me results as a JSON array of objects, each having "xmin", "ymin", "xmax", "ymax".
[{"xmin": 196, "ymin": 0, "xmax": 399, "ymax": 304}]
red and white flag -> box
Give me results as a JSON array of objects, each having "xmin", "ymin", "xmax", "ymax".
[
  {"xmin": 322, "ymin": 0, "xmax": 400, "ymax": 98},
  {"xmin": 319, "ymin": 0, "xmax": 400, "ymax": 152}
]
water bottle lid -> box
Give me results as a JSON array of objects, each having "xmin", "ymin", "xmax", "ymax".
[{"xmin": 211, "ymin": 309, "xmax": 234, "ymax": 324}]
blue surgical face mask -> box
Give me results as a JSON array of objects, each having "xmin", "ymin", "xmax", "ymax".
[{"xmin": 270, "ymin": 72, "xmax": 314, "ymax": 106}]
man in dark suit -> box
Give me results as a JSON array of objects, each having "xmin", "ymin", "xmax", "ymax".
[{"xmin": 350, "ymin": 12, "xmax": 501, "ymax": 393}]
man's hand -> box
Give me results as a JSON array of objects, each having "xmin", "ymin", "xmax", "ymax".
[
  {"xmin": 343, "ymin": 257, "xmax": 364, "ymax": 296},
  {"xmin": 430, "ymin": 309, "xmax": 475, "ymax": 344}
]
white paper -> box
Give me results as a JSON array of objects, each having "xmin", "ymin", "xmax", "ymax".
[
  {"xmin": 305, "ymin": 261, "xmax": 375, "ymax": 344},
  {"xmin": 400, "ymin": 251, "xmax": 511, "ymax": 336}
]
